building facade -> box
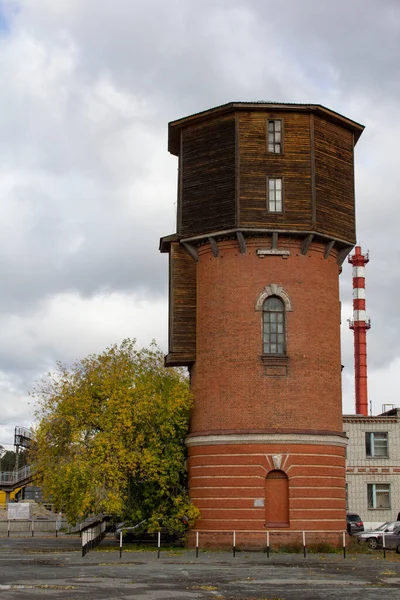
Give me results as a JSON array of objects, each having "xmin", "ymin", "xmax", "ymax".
[
  {"xmin": 161, "ymin": 102, "xmax": 364, "ymax": 544},
  {"xmin": 344, "ymin": 408, "xmax": 400, "ymax": 528}
]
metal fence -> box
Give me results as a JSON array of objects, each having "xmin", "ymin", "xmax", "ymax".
[
  {"xmin": 188, "ymin": 529, "xmax": 349, "ymax": 559},
  {"xmin": 0, "ymin": 518, "xmax": 68, "ymax": 537},
  {"xmin": 0, "ymin": 465, "xmax": 32, "ymax": 484},
  {"xmin": 115, "ymin": 529, "xmax": 393, "ymax": 560},
  {"xmin": 81, "ymin": 519, "xmax": 108, "ymax": 557}
]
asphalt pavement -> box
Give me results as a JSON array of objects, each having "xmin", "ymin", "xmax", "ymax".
[{"xmin": 1, "ymin": 534, "xmax": 400, "ymax": 599}]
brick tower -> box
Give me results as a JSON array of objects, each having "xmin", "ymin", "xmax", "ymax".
[{"xmin": 160, "ymin": 102, "xmax": 364, "ymax": 545}]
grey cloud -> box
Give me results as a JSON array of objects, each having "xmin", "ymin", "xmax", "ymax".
[{"xmin": 0, "ymin": 0, "xmax": 398, "ymax": 439}]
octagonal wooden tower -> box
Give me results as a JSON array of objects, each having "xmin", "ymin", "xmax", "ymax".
[{"xmin": 160, "ymin": 102, "xmax": 364, "ymax": 546}]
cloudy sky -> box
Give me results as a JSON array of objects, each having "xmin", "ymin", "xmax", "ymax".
[{"xmin": 0, "ymin": 0, "xmax": 399, "ymax": 449}]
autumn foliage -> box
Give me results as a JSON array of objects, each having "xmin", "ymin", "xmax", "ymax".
[{"xmin": 31, "ymin": 340, "xmax": 200, "ymax": 528}]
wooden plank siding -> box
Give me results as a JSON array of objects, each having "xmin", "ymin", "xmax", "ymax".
[
  {"xmin": 180, "ymin": 114, "xmax": 236, "ymax": 236},
  {"xmin": 314, "ymin": 116, "xmax": 356, "ymax": 244},
  {"xmin": 167, "ymin": 242, "xmax": 196, "ymax": 365},
  {"xmin": 238, "ymin": 111, "xmax": 313, "ymax": 230}
]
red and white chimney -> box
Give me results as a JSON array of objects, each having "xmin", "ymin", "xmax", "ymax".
[{"xmin": 348, "ymin": 246, "xmax": 370, "ymax": 416}]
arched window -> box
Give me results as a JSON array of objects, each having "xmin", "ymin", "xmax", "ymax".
[{"xmin": 263, "ymin": 296, "xmax": 285, "ymax": 355}]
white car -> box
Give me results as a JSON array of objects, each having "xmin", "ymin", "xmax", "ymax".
[{"xmin": 354, "ymin": 521, "xmax": 400, "ymax": 549}]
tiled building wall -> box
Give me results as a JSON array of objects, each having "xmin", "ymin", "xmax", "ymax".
[
  {"xmin": 346, "ymin": 473, "xmax": 400, "ymax": 525},
  {"xmin": 344, "ymin": 416, "xmax": 400, "ymax": 526}
]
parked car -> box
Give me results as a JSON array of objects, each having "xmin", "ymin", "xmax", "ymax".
[
  {"xmin": 114, "ymin": 520, "xmax": 185, "ymax": 546},
  {"xmin": 346, "ymin": 513, "xmax": 364, "ymax": 535},
  {"xmin": 354, "ymin": 521, "xmax": 400, "ymax": 549},
  {"xmin": 376, "ymin": 525, "xmax": 400, "ymax": 553}
]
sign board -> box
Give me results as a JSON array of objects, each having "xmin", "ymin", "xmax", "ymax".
[
  {"xmin": 8, "ymin": 503, "xmax": 31, "ymax": 520},
  {"xmin": 254, "ymin": 498, "xmax": 264, "ymax": 507}
]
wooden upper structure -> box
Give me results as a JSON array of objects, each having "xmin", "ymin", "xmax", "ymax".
[{"xmin": 160, "ymin": 102, "xmax": 364, "ymax": 366}]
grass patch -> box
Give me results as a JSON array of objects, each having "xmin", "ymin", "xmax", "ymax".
[
  {"xmin": 271, "ymin": 542, "xmax": 303, "ymax": 554},
  {"xmin": 273, "ymin": 542, "xmax": 341, "ymax": 554},
  {"xmin": 95, "ymin": 543, "xmax": 184, "ymax": 554},
  {"xmin": 308, "ymin": 542, "xmax": 341, "ymax": 554},
  {"xmin": 263, "ymin": 539, "xmax": 375, "ymax": 555},
  {"xmin": 346, "ymin": 537, "xmax": 374, "ymax": 554}
]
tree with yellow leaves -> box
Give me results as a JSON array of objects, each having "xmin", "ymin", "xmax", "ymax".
[{"xmin": 31, "ymin": 339, "xmax": 200, "ymax": 529}]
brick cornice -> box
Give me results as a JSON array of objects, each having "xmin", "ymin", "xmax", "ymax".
[{"xmin": 343, "ymin": 416, "xmax": 398, "ymax": 424}]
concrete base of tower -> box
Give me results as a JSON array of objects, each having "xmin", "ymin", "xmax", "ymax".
[{"xmin": 186, "ymin": 432, "xmax": 347, "ymax": 549}]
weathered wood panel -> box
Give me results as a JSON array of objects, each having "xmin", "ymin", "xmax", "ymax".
[
  {"xmin": 314, "ymin": 116, "xmax": 355, "ymax": 243},
  {"xmin": 180, "ymin": 114, "xmax": 236, "ymax": 236},
  {"xmin": 238, "ymin": 111, "xmax": 313, "ymax": 230},
  {"xmin": 167, "ymin": 242, "xmax": 196, "ymax": 365}
]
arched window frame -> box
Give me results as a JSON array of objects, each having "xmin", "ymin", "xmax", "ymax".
[
  {"xmin": 262, "ymin": 296, "xmax": 286, "ymax": 355},
  {"xmin": 255, "ymin": 284, "xmax": 292, "ymax": 358},
  {"xmin": 265, "ymin": 469, "xmax": 289, "ymax": 527}
]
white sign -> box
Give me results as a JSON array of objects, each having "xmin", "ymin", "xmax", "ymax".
[
  {"xmin": 8, "ymin": 503, "xmax": 31, "ymax": 520},
  {"xmin": 254, "ymin": 498, "xmax": 264, "ymax": 507}
]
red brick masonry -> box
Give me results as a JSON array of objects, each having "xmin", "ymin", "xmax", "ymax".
[
  {"xmin": 188, "ymin": 439, "xmax": 346, "ymax": 532},
  {"xmin": 187, "ymin": 237, "xmax": 346, "ymax": 539}
]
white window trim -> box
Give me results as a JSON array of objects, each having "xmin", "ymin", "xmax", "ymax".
[
  {"xmin": 255, "ymin": 284, "xmax": 292, "ymax": 312},
  {"xmin": 267, "ymin": 119, "xmax": 284, "ymax": 154},
  {"xmin": 366, "ymin": 431, "xmax": 389, "ymax": 458},
  {"xmin": 367, "ymin": 483, "xmax": 391, "ymax": 510},
  {"xmin": 267, "ymin": 176, "xmax": 284, "ymax": 213}
]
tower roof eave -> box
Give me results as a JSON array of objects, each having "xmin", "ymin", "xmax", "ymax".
[
  {"xmin": 159, "ymin": 233, "xmax": 179, "ymax": 253},
  {"xmin": 168, "ymin": 101, "xmax": 365, "ymax": 155}
]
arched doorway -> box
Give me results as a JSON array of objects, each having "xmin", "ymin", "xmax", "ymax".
[{"xmin": 265, "ymin": 470, "xmax": 289, "ymax": 527}]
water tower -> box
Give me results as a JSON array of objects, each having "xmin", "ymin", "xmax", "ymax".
[{"xmin": 160, "ymin": 102, "xmax": 364, "ymax": 545}]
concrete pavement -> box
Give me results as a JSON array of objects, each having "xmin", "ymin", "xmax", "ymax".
[{"xmin": 1, "ymin": 534, "xmax": 400, "ymax": 599}]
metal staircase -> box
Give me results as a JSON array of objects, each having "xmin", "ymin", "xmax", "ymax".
[{"xmin": 0, "ymin": 427, "xmax": 34, "ymax": 498}]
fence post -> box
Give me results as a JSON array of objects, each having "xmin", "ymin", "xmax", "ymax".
[
  {"xmin": 233, "ymin": 531, "xmax": 236, "ymax": 557},
  {"xmin": 56, "ymin": 511, "xmax": 62, "ymax": 536},
  {"xmin": 7, "ymin": 520, "xmax": 10, "ymax": 538},
  {"xmin": 157, "ymin": 531, "xmax": 161, "ymax": 559},
  {"xmin": 196, "ymin": 531, "xmax": 199, "ymax": 558},
  {"xmin": 302, "ymin": 531, "xmax": 306, "ymax": 558},
  {"xmin": 383, "ymin": 533, "xmax": 386, "ymax": 559},
  {"xmin": 31, "ymin": 518, "xmax": 34, "ymax": 538},
  {"xmin": 266, "ymin": 531, "xmax": 270, "ymax": 558},
  {"xmin": 343, "ymin": 531, "xmax": 346, "ymax": 559}
]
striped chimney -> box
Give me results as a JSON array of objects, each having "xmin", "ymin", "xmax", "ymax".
[{"xmin": 348, "ymin": 246, "xmax": 370, "ymax": 416}]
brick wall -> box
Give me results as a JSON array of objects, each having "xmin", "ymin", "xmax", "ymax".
[
  {"xmin": 191, "ymin": 236, "xmax": 343, "ymax": 435},
  {"xmin": 186, "ymin": 235, "xmax": 346, "ymax": 540},
  {"xmin": 187, "ymin": 439, "xmax": 346, "ymax": 533}
]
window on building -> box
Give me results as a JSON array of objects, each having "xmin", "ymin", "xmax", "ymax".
[
  {"xmin": 367, "ymin": 483, "xmax": 391, "ymax": 509},
  {"xmin": 268, "ymin": 119, "xmax": 283, "ymax": 153},
  {"xmin": 263, "ymin": 296, "xmax": 285, "ymax": 355},
  {"xmin": 267, "ymin": 177, "xmax": 283, "ymax": 213},
  {"xmin": 365, "ymin": 432, "xmax": 389, "ymax": 458}
]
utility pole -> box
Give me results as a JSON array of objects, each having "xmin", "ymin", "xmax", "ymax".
[{"xmin": 0, "ymin": 445, "xmax": 6, "ymax": 477}]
